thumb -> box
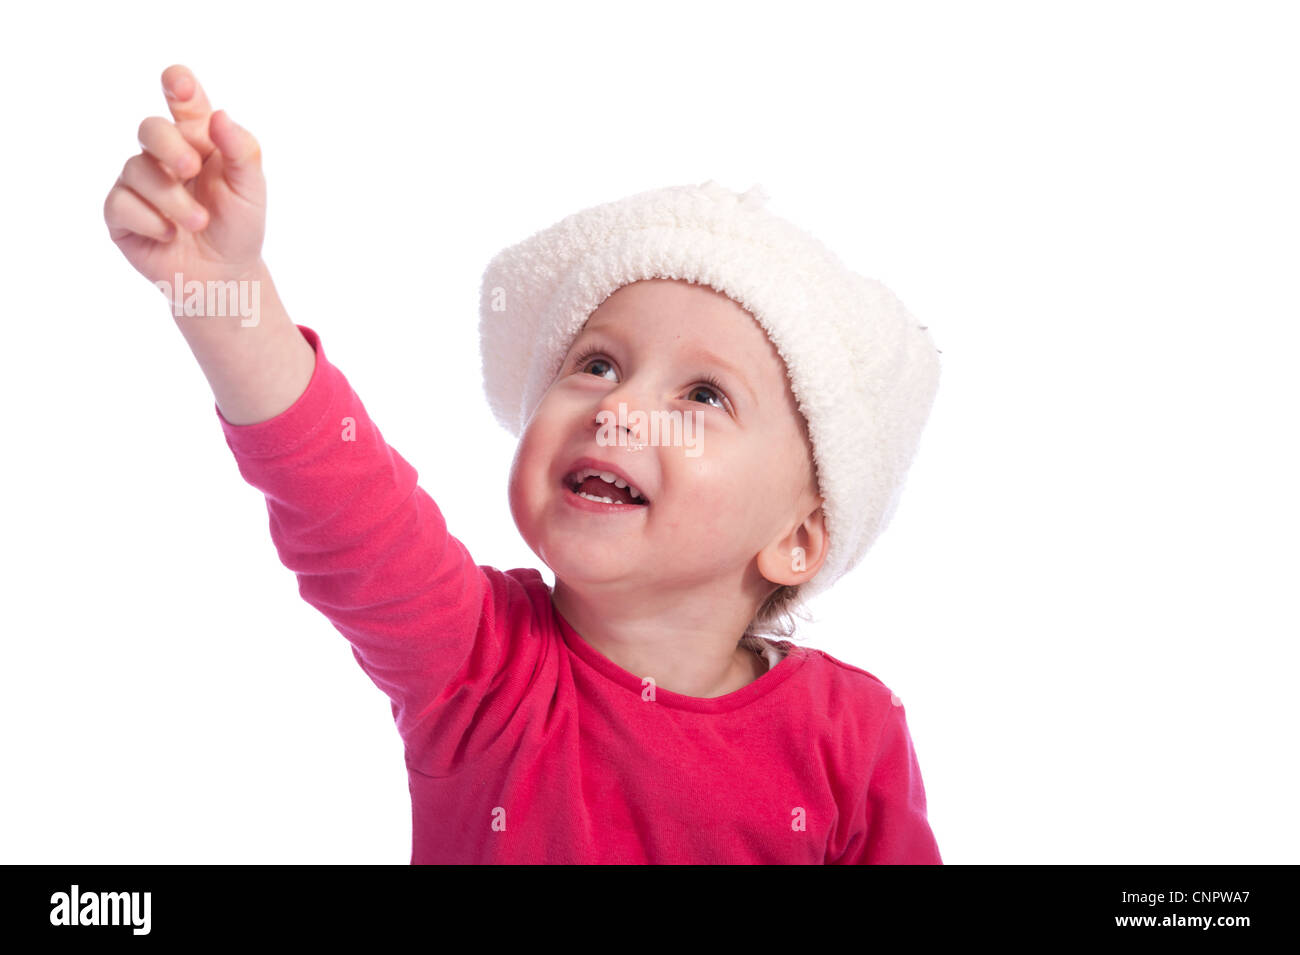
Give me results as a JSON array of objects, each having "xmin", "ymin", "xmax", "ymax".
[{"xmin": 209, "ymin": 109, "xmax": 264, "ymax": 202}]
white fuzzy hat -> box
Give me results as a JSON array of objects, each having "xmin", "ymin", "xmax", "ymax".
[{"xmin": 478, "ymin": 180, "xmax": 941, "ymax": 605}]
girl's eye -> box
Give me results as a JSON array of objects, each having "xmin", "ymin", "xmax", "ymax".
[
  {"xmin": 686, "ymin": 380, "xmax": 727, "ymax": 410},
  {"xmin": 584, "ymin": 358, "xmax": 616, "ymax": 380},
  {"xmin": 571, "ymin": 346, "xmax": 617, "ymax": 380},
  {"xmin": 569, "ymin": 346, "xmax": 732, "ymax": 413}
]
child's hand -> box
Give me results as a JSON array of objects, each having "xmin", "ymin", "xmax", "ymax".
[{"xmin": 104, "ymin": 65, "xmax": 267, "ymax": 291}]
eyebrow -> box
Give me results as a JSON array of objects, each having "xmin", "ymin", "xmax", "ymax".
[{"xmin": 576, "ymin": 323, "xmax": 758, "ymax": 406}]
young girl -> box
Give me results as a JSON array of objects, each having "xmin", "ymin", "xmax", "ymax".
[{"xmin": 106, "ymin": 64, "xmax": 944, "ymax": 864}]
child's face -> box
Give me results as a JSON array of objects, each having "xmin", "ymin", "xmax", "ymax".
[{"xmin": 508, "ymin": 278, "xmax": 824, "ymax": 609}]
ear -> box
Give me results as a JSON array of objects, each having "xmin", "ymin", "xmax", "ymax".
[{"xmin": 755, "ymin": 500, "xmax": 829, "ymax": 587}]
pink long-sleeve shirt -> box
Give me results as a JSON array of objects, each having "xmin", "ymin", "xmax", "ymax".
[{"xmin": 216, "ymin": 325, "xmax": 942, "ymax": 864}]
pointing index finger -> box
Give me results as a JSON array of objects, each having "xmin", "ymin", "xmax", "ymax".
[{"xmin": 161, "ymin": 64, "xmax": 216, "ymax": 160}]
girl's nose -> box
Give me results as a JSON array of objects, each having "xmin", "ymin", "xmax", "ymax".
[
  {"xmin": 590, "ymin": 413, "xmax": 646, "ymax": 446},
  {"xmin": 592, "ymin": 385, "xmax": 650, "ymax": 446}
]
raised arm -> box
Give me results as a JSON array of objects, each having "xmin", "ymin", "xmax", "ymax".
[
  {"xmin": 104, "ymin": 65, "xmax": 315, "ymax": 423},
  {"xmin": 103, "ymin": 65, "xmax": 512, "ymax": 773},
  {"xmin": 214, "ymin": 325, "xmax": 493, "ymax": 769}
]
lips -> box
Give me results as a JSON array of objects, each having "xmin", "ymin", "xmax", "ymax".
[{"xmin": 560, "ymin": 456, "xmax": 650, "ymax": 505}]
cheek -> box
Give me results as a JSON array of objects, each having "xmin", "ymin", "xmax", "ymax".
[
  {"xmin": 672, "ymin": 456, "xmax": 753, "ymax": 532},
  {"xmin": 506, "ymin": 446, "xmax": 533, "ymax": 536},
  {"xmin": 683, "ymin": 440, "xmax": 795, "ymax": 537},
  {"xmin": 509, "ymin": 415, "xmax": 559, "ymax": 511}
]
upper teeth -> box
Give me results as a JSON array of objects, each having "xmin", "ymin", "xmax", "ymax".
[{"xmin": 570, "ymin": 468, "xmax": 645, "ymax": 502}]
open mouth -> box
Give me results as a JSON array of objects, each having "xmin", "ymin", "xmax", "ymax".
[{"xmin": 563, "ymin": 467, "xmax": 649, "ymax": 506}]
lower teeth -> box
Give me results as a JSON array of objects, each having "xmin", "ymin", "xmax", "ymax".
[{"xmin": 576, "ymin": 490, "xmax": 618, "ymax": 504}]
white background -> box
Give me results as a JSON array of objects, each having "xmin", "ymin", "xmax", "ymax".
[{"xmin": 1, "ymin": 0, "xmax": 1296, "ymax": 864}]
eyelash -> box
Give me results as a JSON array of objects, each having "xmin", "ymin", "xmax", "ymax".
[{"xmin": 569, "ymin": 345, "xmax": 732, "ymax": 411}]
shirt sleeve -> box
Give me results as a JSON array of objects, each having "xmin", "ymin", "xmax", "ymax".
[
  {"xmin": 215, "ymin": 324, "xmax": 497, "ymax": 772},
  {"xmin": 833, "ymin": 700, "xmax": 943, "ymax": 865}
]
